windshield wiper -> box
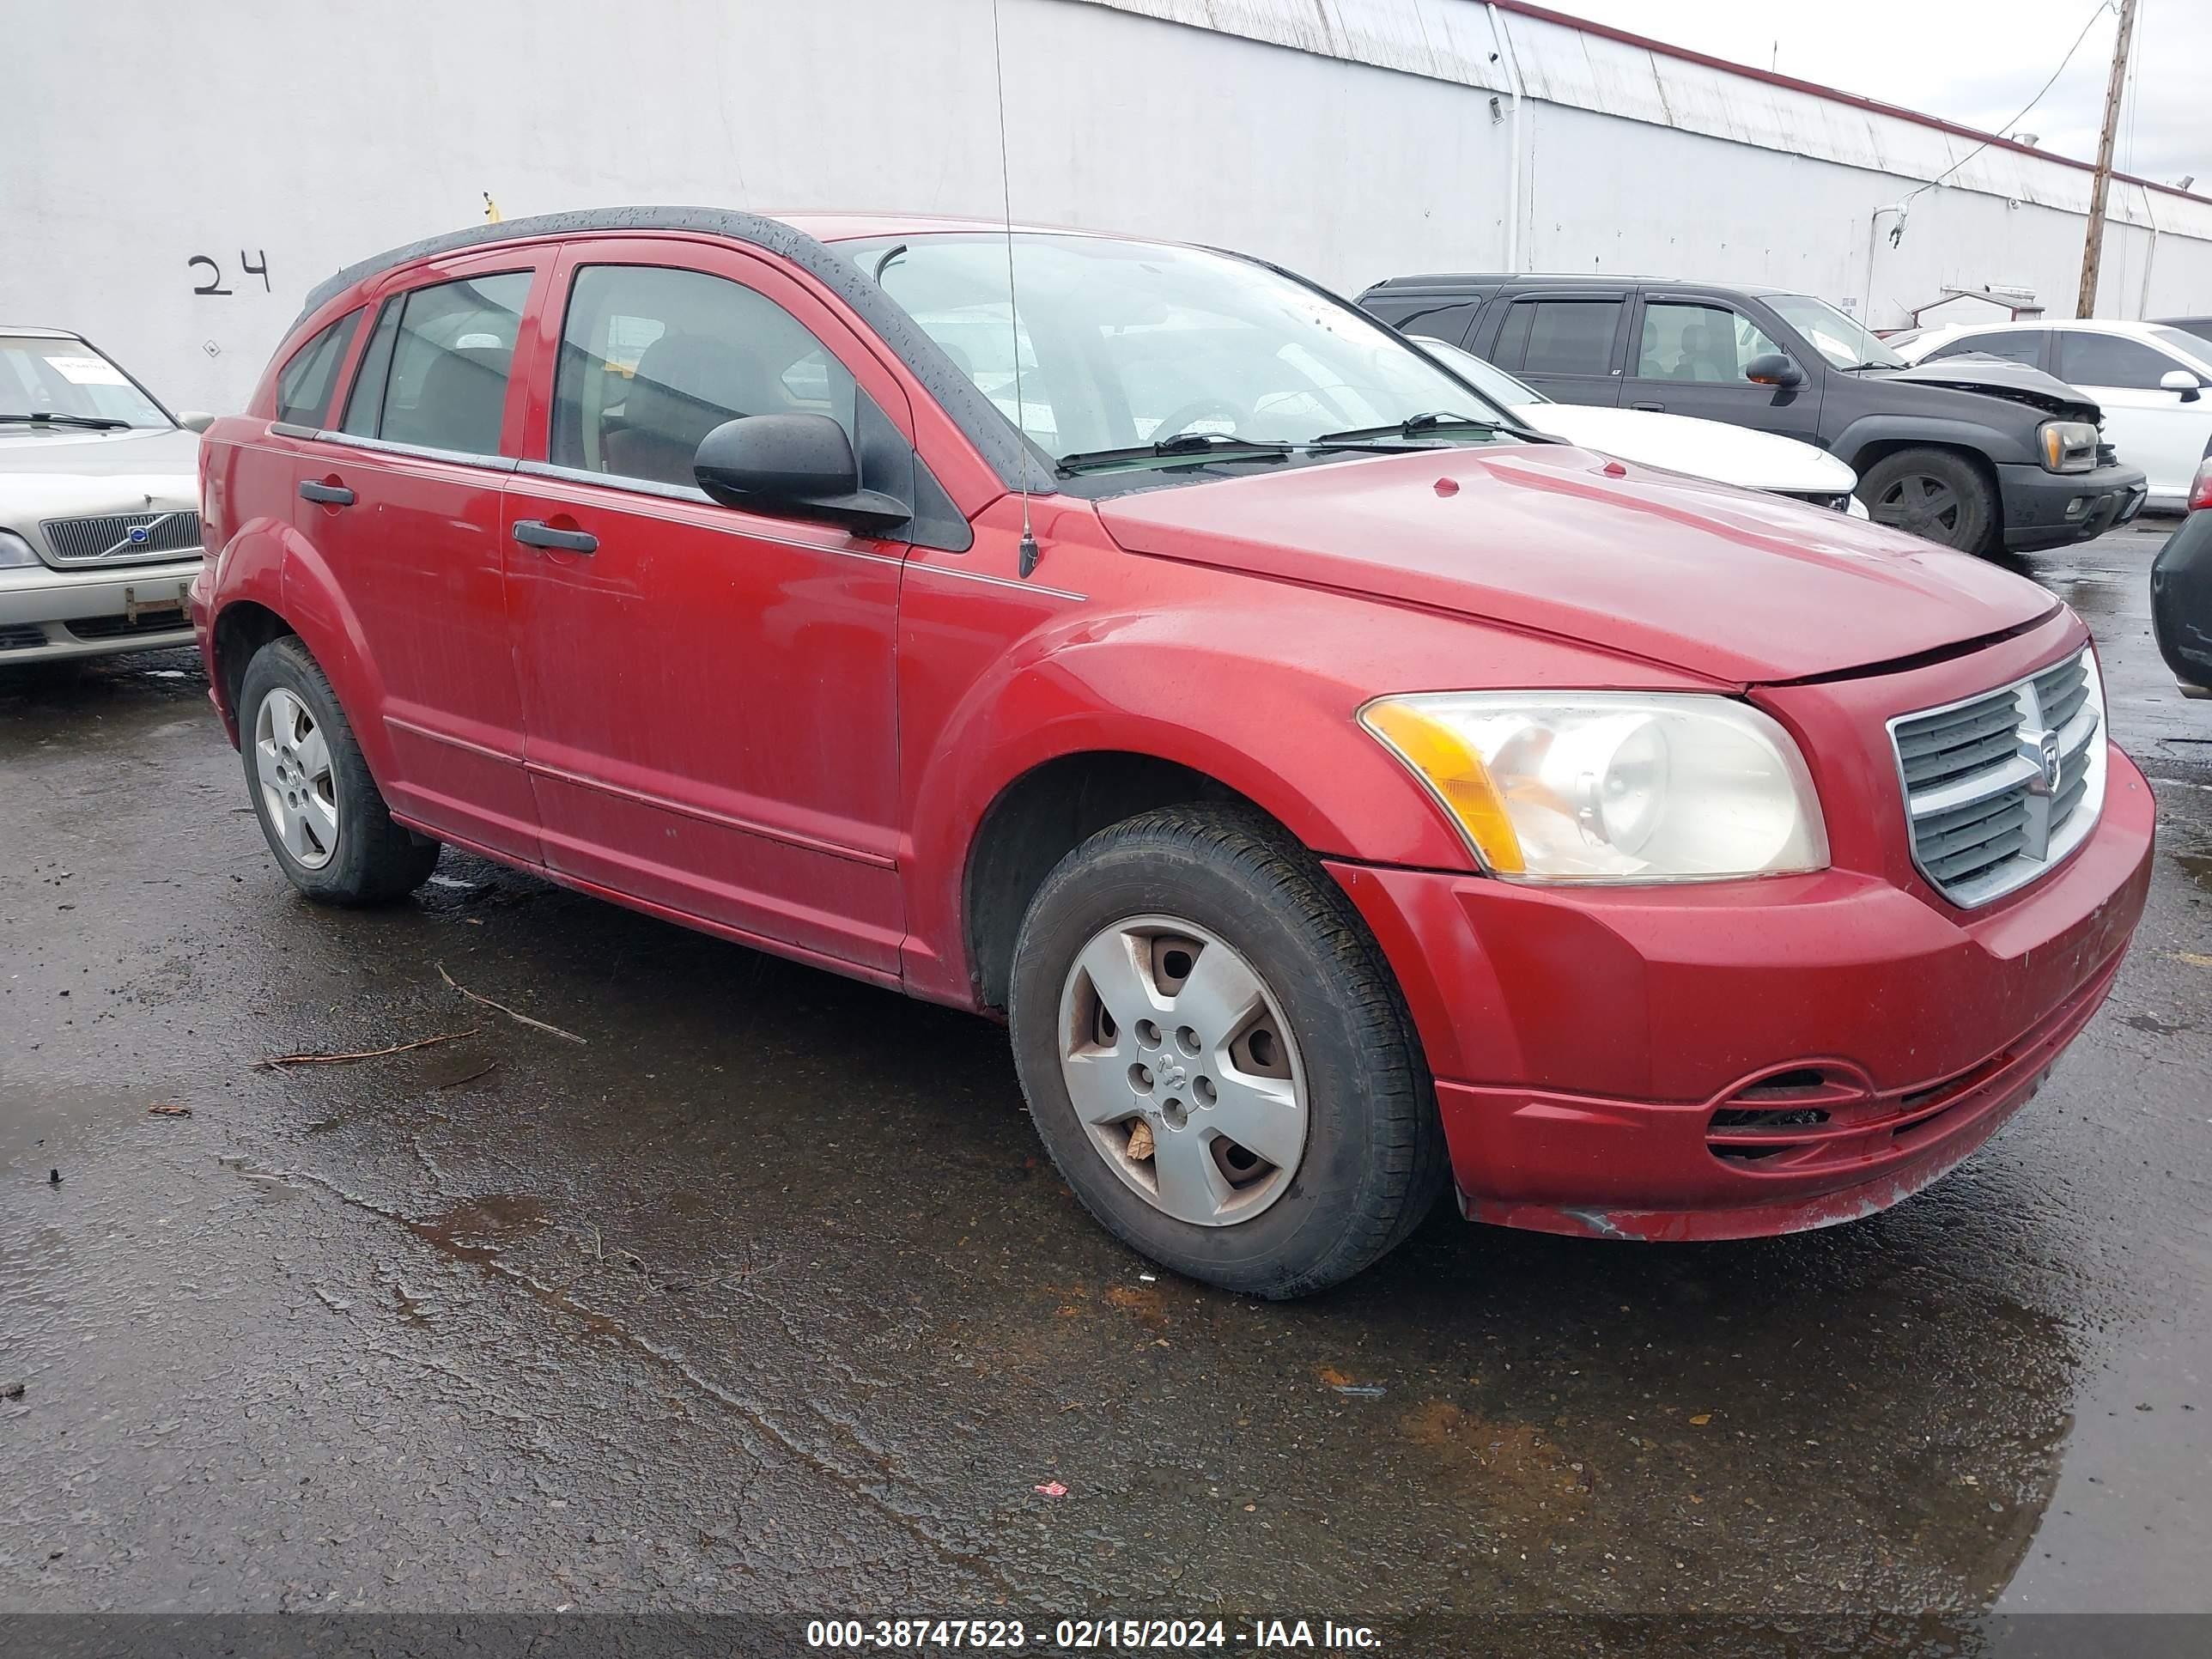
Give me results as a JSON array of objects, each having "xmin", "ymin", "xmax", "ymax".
[
  {"xmin": 0, "ymin": 411, "xmax": 134, "ymax": 430},
  {"xmin": 1057, "ymin": 433, "xmax": 1298, "ymax": 473},
  {"xmin": 1312, "ymin": 410, "xmax": 1512, "ymax": 444}
]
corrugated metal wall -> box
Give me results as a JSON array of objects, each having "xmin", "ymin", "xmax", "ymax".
[{"xmin": 5, "ymin": 0, "xmax": 2204, "ymax": 414}]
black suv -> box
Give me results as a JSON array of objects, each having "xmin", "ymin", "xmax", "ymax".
[{"xmin": 1360, "ymin": 273, "xmax": 2148, "ymax": 556}]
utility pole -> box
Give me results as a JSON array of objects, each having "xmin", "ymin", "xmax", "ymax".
[{"xmin": 2077, "ymin": 0, "xmax": 2139, "ymax": 318}]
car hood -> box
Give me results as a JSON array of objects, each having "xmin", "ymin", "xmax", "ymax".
[
  {"xmin": 1094, "ymin": 444, "xmax": 2055, "ymax": 684},
  {"xmin": 0, "ymin": 424, "xmax": 200, "ymax": 520},
  {"xmin": 1510, "ymin": 403, "xmax": 1857, "ymax": 494},
  {"xmin": 1861, "ymin": 359, "xmax": 2102, "ymax": 421}
]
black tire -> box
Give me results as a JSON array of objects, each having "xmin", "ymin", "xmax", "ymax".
[
  {"xmin": 1857, "ymin": 447, "xmax": 1999, "ymax": 555},
  {"xmin": 237, "ymin": 636, "xmax": 440, "ymax": 904},
  {"xmin": 1007, "ymin": 805, "xmax": 1449, "ymax": 1298}
]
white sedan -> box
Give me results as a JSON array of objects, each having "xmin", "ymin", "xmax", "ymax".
[
  {"xmin": 1894, "ymin": 319, "xmax": 2212, "ymax": 510},
  {"xmin": 1417, "ymin": 337, "xmax": 1869, "ymax": 516}
]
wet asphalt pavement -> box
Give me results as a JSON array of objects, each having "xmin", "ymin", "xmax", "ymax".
[{"xmin": 2, "ymin": 519, "xmax": 2207, "ymax": 1640}]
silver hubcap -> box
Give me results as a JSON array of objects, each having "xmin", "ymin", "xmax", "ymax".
[
  {"xmin": 1057, "ymin": 915, "xmax": 1308, "ymax": 1227},
  {"xmin": 254, "ymin": 687, "xmax": 339, "ymax": 870}
]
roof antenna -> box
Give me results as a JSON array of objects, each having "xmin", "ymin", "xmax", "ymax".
[{"xmin": 989, "ymin": 0, "xmax": 1042, "ymax": 579}]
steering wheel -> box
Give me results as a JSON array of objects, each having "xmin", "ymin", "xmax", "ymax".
[{"xmin": 1149, "ymin": 398, "xmax": 1248, "ymax": 444}]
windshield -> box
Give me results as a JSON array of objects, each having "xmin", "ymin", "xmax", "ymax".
[
  {"xmin": 1763, "ymin": 295, "xmax": 1905, "ymax": 371},
  {"xmin": 2148, "ymin": 325, "xmax": 2212, "ymax": 375},
  {"xmin": 1418, "ymin": 338, "xmax": 1547, "ymax": 406},
  {"xmin": 0, "ymin": 336, "xmax": 171, "ymax": 428},
  {"xmin": 841, "ymin": 233, "xmax": 1521, "ymax": 467}
]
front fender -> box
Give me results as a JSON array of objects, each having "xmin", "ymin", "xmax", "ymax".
[
  {"xmin": 1836, "ymin": 414, "xmax": 2031, "ymax": 472},
  {"xmin": 897, "ymin": 574, "xmax": 1710, "ymax": 1008}
]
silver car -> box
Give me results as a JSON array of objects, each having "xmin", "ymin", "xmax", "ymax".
[{"xmin": 2, "ymin": 328, "xmax": 212, "ymax": 665}]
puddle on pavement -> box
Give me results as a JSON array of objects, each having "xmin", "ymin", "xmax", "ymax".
[{"xmin": 409, "ymin": 1192, "xmax": 550, "ymax": 1261}]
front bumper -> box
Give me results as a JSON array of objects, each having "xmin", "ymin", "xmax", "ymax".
[
  {"xmin": 0, "ymin": 556, "xmax": 202, "ymax": 663},
  {"xmin": 2150, "ymin": 507, "xmax": 2212, "ymax": 695},
  {"xmin": 1998, "ymin": 460, "xmax": 2147, "ymax": 550},
  {"xmin": 1325, "ymin": 744, "xmax": 2154, "ymax": 1242}
]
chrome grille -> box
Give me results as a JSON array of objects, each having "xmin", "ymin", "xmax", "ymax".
[
  {"xmin": 38, "ymin": 510, "xmax": 204, "ymax": 567},
  {"xmin": 1889, "ymin": 647, "xmax": 2106, "ymax": 908}
]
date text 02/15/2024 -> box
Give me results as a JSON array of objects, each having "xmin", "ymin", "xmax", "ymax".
[{"xmin": 804, "ymin": 1619, "xmax": 1384, "ymax": 1650}]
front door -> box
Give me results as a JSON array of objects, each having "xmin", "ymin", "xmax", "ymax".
[
  {"xmin": 289, "ymin": 252, "xmax": 549, "ymax": 861},
  {"xmin": 501, "ymin": 241, "xmax": 908, "ymax": 974},
  {"xmin": 1620, "ymin": 295, "xmax": 1823, "ymax": 444}
]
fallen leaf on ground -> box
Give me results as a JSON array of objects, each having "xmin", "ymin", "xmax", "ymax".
[
  {"xmin": 1689, "ymin": 1413, "xmax": 1712, "ymax": 1425},
  {"xmin": 1033, "ymin": 1480, "xmax": 1068, "ymax": 1498},
  {"xmin": 147, "ymin": 1104, "xmax": 192, "ymax": 1118}
]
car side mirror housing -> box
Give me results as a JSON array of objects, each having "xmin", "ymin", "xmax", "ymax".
[
  {"xmin": 693, "ymin": 414, "xmax": 910, "ymax": 532},
  {"xmin": 2160, "ymin": 368, "xmax": 2203, "ymax": 402},
  {"xmin": 176, "ymin": 410, "xmax": 216, "ymax": 434},
  {"xmin": 1745, "ymin": 353, "xmax": 1805, "ymax": 390}
]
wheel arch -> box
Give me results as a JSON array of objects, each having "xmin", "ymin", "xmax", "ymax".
[{"xmin": 962, "ymin": 750, "xmax": 1300, "ymax": 1014}]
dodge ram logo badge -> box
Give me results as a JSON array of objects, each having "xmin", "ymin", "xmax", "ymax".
[{"xmin": 2027, "ymin": 728, "xmax": 2063, "ymax": 796}]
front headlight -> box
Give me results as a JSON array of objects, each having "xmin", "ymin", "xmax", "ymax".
[
  {"xmin": 1360, "ymin": 692, "xmax": 1829, "ymax": 883},
  {"xmin": 0, "ymin": 530, "xmax": 43, "ymax": 568},
  {"xmin": 2038, "ymin": 420, "xmax": 2098, "ymax": 473}
]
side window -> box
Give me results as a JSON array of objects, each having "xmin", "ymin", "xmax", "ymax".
[
  {"xmin": 368, "ymin": 272, "xmax": 532, "ymax": 456},
  {"xmin": 1927, "ymin": 331, "xmax": 2044, "ymax": 368},
  {"xmin": 1636, "ymin": 302, "xmax": 1786, "ymax": 383},
  {"xmin": 2057, "ymin": 331, "xmax": 2181, "ymax": 391},
  {"xmin": 1370, "ymin": 298, "xmax": 1481, "ymax": 349},
  {"xmin": 552, "ymin": 264, "xmax": 858, "ymax": 488},
  {"xmin": 273, "ymin": 310, "xmax": 362, "ymax": 428},
  {"xmin": 1497, "ymin": 300, "xmax": 1621, "ymax": 376}
]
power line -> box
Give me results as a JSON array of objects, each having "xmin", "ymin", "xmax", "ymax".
[{"xmin": 1905, "ymin": 0, "xmax": 2115, "ymax": 207}]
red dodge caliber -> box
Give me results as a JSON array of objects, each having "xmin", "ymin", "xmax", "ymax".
[{"xmin": 193, "ymin": 209, "xmax": 2153, "ymax": 1296}]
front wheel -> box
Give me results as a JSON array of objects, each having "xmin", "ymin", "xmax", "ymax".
[
  {"xmin": 1857, "ymin": 447, "xmax": 1998, "ymax": 555},
  {"xmin": 238, "ymin": 636, "xmax": 441, "ymax": 904},
  {"xmin": 1007, "ymin": 805, "xmax": 1448, "ymax": 1298}
]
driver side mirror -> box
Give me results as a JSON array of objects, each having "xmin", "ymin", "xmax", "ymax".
[
  {"xmin": 176, "ymin": 410, "xmax": 216, "ymax": 434},
  {"xmin": 693, "ymin": 414, "xmax": 910, "ymax": 532},
  {"xmin": 1745, "ymin": 353, "xmax": 1805, "ymax": 390},
  {"xmin": 2160, "ymin": 368, "xmax": 2203, "ymax": 403}
]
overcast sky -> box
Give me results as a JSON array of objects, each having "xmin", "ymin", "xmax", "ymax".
[{"xmin": 1543, "ymin": 0, "xmax": 2205, "ymax": 188}]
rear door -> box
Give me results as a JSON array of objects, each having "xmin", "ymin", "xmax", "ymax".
[
  {"xmin": 290, "ymin": 247, "xmax": 551, "ymax": 860},
  {"xmin": 498, "ymin": 237, "xmax": 908, "ymax": 973},
  {"xmin": 1474, "ymin": 288, "xmax": 1630, "ymax": 406},
  {"xmin": 2053, "ymin": 330, "xmax": 2211, "ymax": 501},
  {"xmin": 1619, "ymin": 292, "xmax": 1823, "ymax": 443}
]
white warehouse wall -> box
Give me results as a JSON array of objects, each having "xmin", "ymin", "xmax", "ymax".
[{"xmin": 4, "ymin": 0, "xmax": 2208, "ymax": 416}]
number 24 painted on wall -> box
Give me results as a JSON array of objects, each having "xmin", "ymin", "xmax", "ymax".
[{"xmin": 190, "ymin": 252, "xmax": 271, "ymax": 295}]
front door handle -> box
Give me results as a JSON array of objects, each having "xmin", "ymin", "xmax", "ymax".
[
  {"xmin": 1629, "ymin": 402, "xmax": 1665, "ymax": 412},
  {"xmin": 299, "ymin": 480, "xmax": 355, "ymax": 506},
  {"xmin": 512, "ymin": 519, "xmax": 598, "ymax": 555}
]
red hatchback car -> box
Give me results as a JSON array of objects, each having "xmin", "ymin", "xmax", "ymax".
[{"xmin": 193, "ymin": 209, "xmax": 2153, "ymax": 1296}]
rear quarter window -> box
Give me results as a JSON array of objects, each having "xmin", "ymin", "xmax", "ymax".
[{"xmin": 273, "ymin": 310, "xmax": 363, "ymax": 427}]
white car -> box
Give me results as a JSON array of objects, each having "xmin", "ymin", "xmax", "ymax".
[
  {"xmin": 2, "ymin": 328, "xmax": 211, "ymax": 665},
  {"xmin": 1418, "ymin": 338, "xmax": 1869, "ymax": 516},
  {"xmin": 1895, "ymin": 319, "xmax": 2212, "ymax": 510}
]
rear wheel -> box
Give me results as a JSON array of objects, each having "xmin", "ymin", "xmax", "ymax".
[
  {"xmin": 1007, "ymin": 805, "xmax": 1448, "ymax": 1298},
  {"xmin": 238, "ymin": 636, "xmax": 440, "ymax": 903},
  {"xmin": 1857, "ymin": 447, "xmax": 1998, "ymax": 555}
]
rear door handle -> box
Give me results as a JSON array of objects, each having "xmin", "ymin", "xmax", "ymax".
[
  {"xmin": 512, "ymin": 519, "xmax": 598, "ymax": 554},
  {"xmin": 298, "ymin": 480, "xmax": 355, "ymax": 506},
  {"xmin": 1629, "ymin": 402, "xmax": 1665, "ymax": 412}
]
